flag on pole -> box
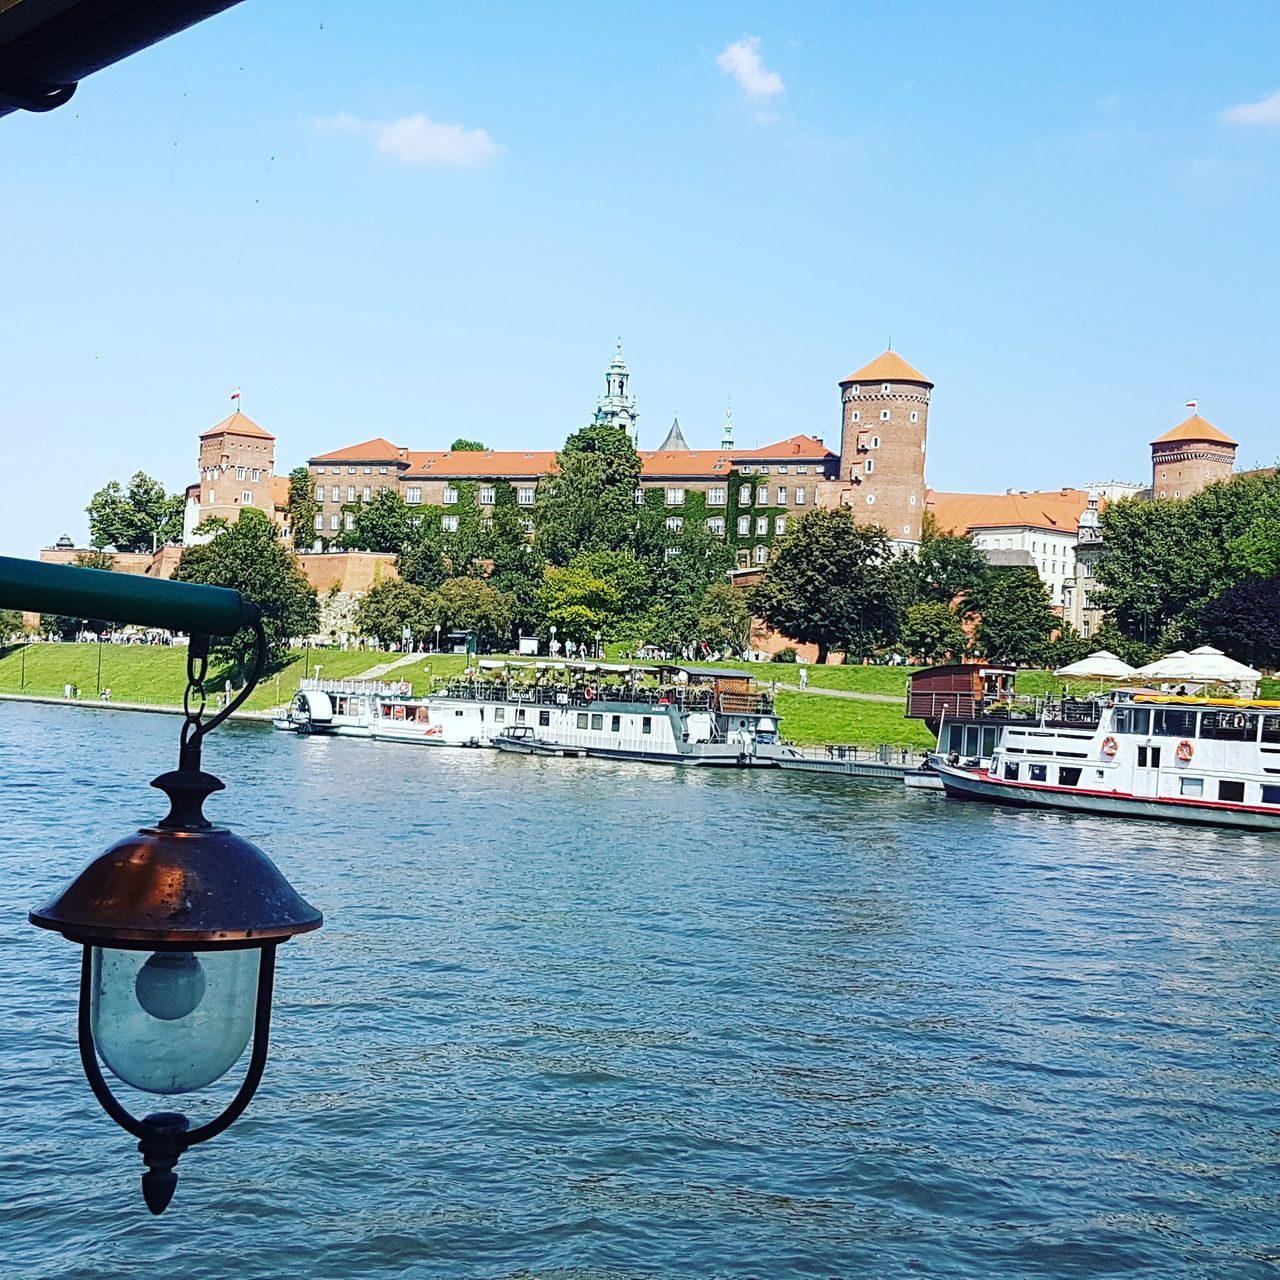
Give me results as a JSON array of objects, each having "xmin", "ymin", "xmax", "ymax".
[
  {"xmin": 230, "ymin": 388, "xmax": 242, "ymax": 403},
  {"xmin": 1185, "ymin": 400, "xmax": 1197, "ymax": 410}
]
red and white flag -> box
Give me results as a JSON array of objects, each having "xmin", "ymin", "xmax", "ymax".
[
  {"xmin": 230, "ymin": 388, "xmax": 242, "ymax": 403},
  {"xmin": 1185, "ymin": 400, "xmax": 1197, "ymax": 410}
]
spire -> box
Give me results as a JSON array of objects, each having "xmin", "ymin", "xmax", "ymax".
[
  {"xmin": 591, "ymin": 340, "xmax": 639, "ymax": 446},
  {"xmin": 721, "ymin": 403, "xmax": 734, "ymax": 451},
  {"xmin": 658, "ymin": 416, "xmax": 690, "ymax": 451}
]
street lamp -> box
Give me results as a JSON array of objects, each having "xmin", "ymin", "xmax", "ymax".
[
  {"xmin": 595, "ymin": 630, "xmax": 602, "ymax": 660},
  {"xmin": 434, "ymin": 623, "xmax": 441, "ymax": 653},
  {"xmin": 549, "ymin": 624, "xmax": 557, "ymax": 656},
  {"xmin": 2, "ymin": 556, "xmax": 323, "ymax": 1216}
]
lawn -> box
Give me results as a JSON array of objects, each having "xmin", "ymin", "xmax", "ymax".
[{"xmin": 774, "ymin": 691, "xmax": 934, "ymax": 750}]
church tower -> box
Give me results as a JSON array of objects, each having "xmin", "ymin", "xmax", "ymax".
[
  {"xmin": 591, "ymin": 342, "xmax": 639, "ymax": 445},
  {"xmin": 837, "ymin": 350, "xmax": 932, "ymax": 546}
]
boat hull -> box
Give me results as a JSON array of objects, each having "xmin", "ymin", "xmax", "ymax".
[{"xmin": 934, "ymin": 759, "xmax": 1280, "ymax": 831}]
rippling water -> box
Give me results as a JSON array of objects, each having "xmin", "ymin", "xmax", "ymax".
[{"xmin": 2, "ymin": 701, "xmax": 1278, "ymax": 1279}]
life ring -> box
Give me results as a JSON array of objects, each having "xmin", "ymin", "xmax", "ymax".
[
  {"xmin": 1176, "ymin": 739, "xmax": 1194, "ymax": 762},
  {"xmin": 1100, "ymin": 735, "xmax": 1119, "ymax": 758},
  {"xmin": 584, "ymin": 685, "xmax": 596, "ymax": 701}
]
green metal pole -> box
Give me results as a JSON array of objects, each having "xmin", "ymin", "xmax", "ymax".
[
  {"xmin": 20, "ymin": 642, "xmax": 26, "ymax": 690},
  {"xmin": 97, "ymin": 634, "xmax": 103, "ymax": 696}
]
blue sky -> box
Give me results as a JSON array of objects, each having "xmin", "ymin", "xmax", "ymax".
[{"xmin": 3, "ymin": 0, "xmax": 1279, "ymax": 555}]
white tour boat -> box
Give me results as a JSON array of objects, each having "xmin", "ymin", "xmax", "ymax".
[
  {"xmin": 273, "ymin": 677, "xmax": 414, "ymax": 738},
  {"xmin": 932, "ymin": 689, "xmax": 1280, "ymax": 831}
]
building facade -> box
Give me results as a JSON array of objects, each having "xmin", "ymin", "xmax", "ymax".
[
  {"xmin": 1150, "ymin": 413, "xmax": 1237, "ymax": 500},
  {"xmin": 183, "ymin": 411, "xmax": 289, "ymax": 545}
]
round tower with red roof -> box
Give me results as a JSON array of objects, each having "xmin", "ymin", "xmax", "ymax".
[
  {"xmin": 1150, "ymin": 413, "xmax": 1237, "ymax": 500},
  {"xmin": 837, "ymin": 350, "xmax": 932, "ymax": 545}
]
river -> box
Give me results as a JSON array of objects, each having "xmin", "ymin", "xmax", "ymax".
[{"xmin": 1, "ymin": 701, "xmax": 1277, "ymax": 1278}]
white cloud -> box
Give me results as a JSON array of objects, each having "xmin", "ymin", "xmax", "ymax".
[
  {"xmin": 312, "ymin": 111, "xmax": 501, "ymax": 168},
  {"xmin": 717, "ymin": 37, "xmax": 785, "ymax": 102},
  {"xmin": 1220, "ymin": 90, "xmax": 1280, "ymax": 126}
]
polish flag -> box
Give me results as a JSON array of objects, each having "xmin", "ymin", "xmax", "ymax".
[
  {"xmin": 1185, "ymin": 400, "xmax": 1197, "ymax": 410},
  {"xmin": 230, "ymin": 388, "xmax": 242, "ymax": 403}
]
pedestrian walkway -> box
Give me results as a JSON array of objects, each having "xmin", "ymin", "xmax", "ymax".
[
  {"xmin": 352, "ymin": 652, "xmax": 427, "ymax": 681},
  {"xmin": 769, "ymin": 680, "xmax": 905, "ymax": 704}
]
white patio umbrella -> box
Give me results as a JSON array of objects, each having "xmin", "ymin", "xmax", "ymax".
[
  {"xmin": 1135, "ymin": 646, "xmax": 1261, "ymax": 692},
  {"xmin": 1133, "ymin": 650, "xmax": 1191, "ymax": 680},
  {"xmin": 1054, "ymin": 650, "xmax": 1137, "ymax": 679}
]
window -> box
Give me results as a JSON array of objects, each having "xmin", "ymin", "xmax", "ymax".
[
  {"xmin": 642, "ymin": 716, "xmax": 652, "ymax": 735},
  {"xmin": 1180, "ymin": 777, "xmax": 1204, "ymax": 798},
  {"xmin": 755, "ymin": 516, "xmax": 768, "ymax": 535},
  {"xmin": 330, "ymin": 514, "xmax": 340, "ymax": 531},
  {"xmin": 795, "ymin": 486, "xmax": 806, "ymax": 506},
  {"xmin": 633, "ymin": 488, "xmax": 645, "ymax": 506},
  {"xmin": 708, "ymin": 487, "xmax": 726, "ymax": 506},
  {"xmin": 1219, "ymin": 780, "xmax": 1245, "ymax": 803},
  {"xmin": 1262, "ymin": 785, "xmax": 1280, "ymax": 805},
  {"xmin": 405, "ymin": 487, "xmax": 421, "ymax": 504},
  {"xmin": 347, "ymin": 486, "xmax": 356, "ymax": 502},
  {"xmin": 880, "ymin": 409, "xmax": 891, "ymax": 421},
  {"xmin": 539, "ymin": 710, "xmax": 550, "ymax": 727},
  {"xmin": 910, "ymin": 411, "xmax": 919, "ymax": 423},
  {"xmin": 251, "ymin": 468, "xmax": 261, "ymax": 482},
  {"xmin": 909, "ymin": 494, "xmax": 917, "ymax": 506},
  {"xmin": 236, "ymin": 489, "xmax": 249, "ymax": 503},
  {"xmin": 1200, "ymin": 711, "xmax": 1257, "ymax": 742},
  {"xmin": 903, "ymin": 525, "xmax": 912, "ymax": 536},
  {"xmin": 208, "ymin": 489, "xmax": 216, "ymax": 504},
  {"xmin": 409, "ymin": 515, "xmax": 423, "ymax": 528},
  {"xmin": 517, "ymin": 487, "xmax": 535, "ymax": 505},
  {"xmin": 494, "ymin": 707, "xmax": 505, "ymax": 723},
  {"xmin": 379, "ymin": 466, "xmax": 389, "ymax": 475},
  {"xmin": 1116, "ymin": 708, "xmax": 1151, "ymax": 736},
  {"xmin": 754, "ymin": 544, "xmax": 768, "ymax": 564},
  {"xmin": 865, "ymin": 459, "xmax": 875, "ymax": 474},
  {"xmin": 850, "ymin": 385, "xmax": 860, "ymax": 396},
  {"xmin": 774, "ymin": 516, "xmax": 787, "ymax": 535},
  {"xmin": 379, "ymin": 485, "xmax": 388, "ymax": 494},
  {"xmin": 362, "ymin": 486, "xmax": 371, "ymax": 502},
  {"xmin": 344, "ymin": 512, "xmax": 355, "ymax": 531},
  {"xmin": 739, "ymin": 485, "xmax": 752, "ymax": 506},
  {"xmin": 442, "ymin": 514, "xmax": 459, "ymax": 533},
  {"xmin": 316, "ymin": 466, "xmax": 326, "ymax": 475},
  {"xmin": 777, "ymin": 465, "xmax": 788, "ymax": 474},
  {"xmin": 852, "ymin": 410, "xmax": 862, "ymax": 422},
  {"xmin": 1059, "ymin": 767, "xmax": 1082, "ymax": 787},
  {"xmin": 577, "ymin": 713, "xmax": 589, "ymax": 729},
  {"xmin": 665, "ymin": 487, "xmax": 685, "ymax": 506},
  {"xmin": 777, "ymin": 486, "xmax": 788, "ymax": 504},
  {"xmin": 1153, "ymin": 709, "xmax": 1197, "ymax": 738},
  {"xmin": 520, "ymin": 518, "xmax": 534, "ymax": 534},
  {"xmin": 611, "ymin": 715, "xmax": 621, "ymax": 732},
  {"xmin": 737, "ymin": 515, "xmax": 751, "ymax": 535},
  {"xmin": 313, "ymin": 513, "xmax": 324, "ymax": 531},
  {"xmin": 871, "ymin": 436, "xmax": 881, "ymax": 449},
  {"xmin": 757, "ymin": 487, "xmax": 769, "ymax": 505},
  {"xmin": 1030, "ymin": 764, "xmax": 1048, "ymax": 782},
  {"xmin": 705, "ymin": 517, "xmax": 725, "ymax": 535},
  {"xmin": 590, "ymin": 713, "xmax": 603, "ymax": 730},
  {"xmin": 758, "ymin": 466, "xmax": 770, "ymax": 475},
  {"xmin": 739, "ymin": 465, "xmax": 754, "ymax": 475},
  {"xmin": 866, "ymin": 494, "xmax": 876, "ymax": 505},
  {"xmin": 347, "ymin": 466, "xmax": 356, "ymax": 475},
  {"xmin": 881, "ymin": 382, "xmax": 891, "ymax": 393},
  {"xmin": 795, "ymin": 465, "xmax": 807, "ymax": 474},
  {"xmin": 443, "ymin": 486, "xmax": 459, "ymax": 505},
  {"xmin": 1004, "ymin": 761, "xmax": 1019, "ymax": 780},
  {"xmin": 314, "ymin": 484, "xmax": 324, "ymax": 501},
  {"xmin": 236, "ymin": 466, "xmax": 245, "ymax": 480},
  {"xmin": 665, "ymin": 516, "xmax": 684, "ymax": 532},
  {"xmin": 331, "ymin": 486, "xmax": 341, "ymax": 501},
  {"xmin": 479, "ymin": 486, "xmax": 496, "ymax": 505}
]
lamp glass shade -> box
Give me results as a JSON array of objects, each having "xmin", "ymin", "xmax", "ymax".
[{"xmin": 90, "ymin": 946, "xmax": 260, "ymax": 1095}]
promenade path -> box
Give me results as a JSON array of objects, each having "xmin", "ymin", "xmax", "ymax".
[
  {"xmin": 767, "ymin": 680, "xmax": 905, "ymax": 705},
  {"xmin": 350, "ymin": 652, "xmax": 426, "ymax": 680}
]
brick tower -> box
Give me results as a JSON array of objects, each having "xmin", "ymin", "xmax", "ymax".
[
  {"xmin": 1150, "ymin": 412, "xmax": 1237, "ymax": 500},
  {"xmin": 837, "ymin": 350, "xmax": 932, "ymax": 546},
  {"xmin": 185, "ymin": 411, "xmax": 277, "ymax": 543}
]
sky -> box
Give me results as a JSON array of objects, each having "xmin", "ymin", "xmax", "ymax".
[{"xmin": 3, "ymin": 0, "xmax": 1279, "ymax": 556}]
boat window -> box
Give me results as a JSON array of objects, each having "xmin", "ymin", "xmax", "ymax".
[
  {"xmin": 1200, "ymin": 710, "xmax": 1257, "ymax": 742},
  {"xmin": 538, "ymin": 710, "xmax": 549, "ymax": 726},
  {"xmin": 611, "ymin": 715, "xmax": 621, "ymax": 732},
  {"xmin": 1003, "ymin": 761, "xmax": 1019, "ymax": 781},
  {"xmin": 590, "ymin": 713, "xmax": 603, "ymax": 730},
  {"xmin": 1058, "ymin": 767, "xmax": 1082, "ymax": 787},
  {"xmin": 982, "ymin": 727, "xmax": 999, "ymax": 757},
  {"xmin": 1113, "ymin": 707, "xmax": 1150, "ymax": 735},
  {"xmin": 577, "ymin": 713, "xmax": 589, "ymax": 729},
  {"xmin": 1262, "ymin": 785, "xmax": 1280, "ymax": 805},
  {"xmin": 642, "ymin": 716, "xmax": 652, "ymax": 735},
  {"xmin": 1263, "ymin": 715, "xmax": 1280, "ymax": 745},
  {"xmin": 1029, "ymin": 764, "xmax": 1047, "ymax": 782},
  {"xmin": 494, "ymin": 707, "xmax": 505, "ymax": 722},
  {"xmin": 1153, "ymin": 709, "xmax": 1197, "ymax": 738},
  {"xmin": 1218, "ymin": 780, "xmax": 1245, "ymax": 803},
  {"xmin": 1137, "ymin": 745, "xmax": 1162, "ymax": 768},
  {"xmin": 1179, "ymin": 777, "xmax": 1204, "ymax": 798}
]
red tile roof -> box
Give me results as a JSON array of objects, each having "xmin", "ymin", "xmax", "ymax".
[
  {"xmin": 1150, "ymin": 414, "xmax": 1237, "ymax": 447},
  {"xmin": 270, "ymin": 475, "xmax": 291, "ymax": 508},
  {"xmin": 840, "ymin": 350, "xmax": 932, "ymax": 387},
  {"xmin": 403, "ymin": 450, "xmax": 558, "ymax": 479},
  {"xmin": 309, "ymin": 437, "xmax": 409, "ymax": 464},
  {"xmin": 927, "ymin": 488, "xmax": 1091, "ymax": 535},
  {"xmin": 640, "ymin": 450, "xmax": 733, "ymax": 478},
  {"xmin": 200, "ymin": 411, "xmax": 275, "ymax": 441},
  {"xmin": 733, "ymin": 434, "xmax": 835, "ymax": 461}
]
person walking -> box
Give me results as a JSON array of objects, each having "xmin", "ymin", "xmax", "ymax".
[{"xmin": 799, "ymin": 665, "xmax": 808, "ymax": 690}]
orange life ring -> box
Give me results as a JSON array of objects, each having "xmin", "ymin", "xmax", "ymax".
[
  {"xmin": 1176, "ymin": 739, "xmax": 1194, "ymax": 762},
  {"xmin": 1101, "ymin": 735, "xmax": 1119, "ymax": 758},
  {"xmin": 584, "ymin": 685, "xmax": 596, "ymax": 701}
]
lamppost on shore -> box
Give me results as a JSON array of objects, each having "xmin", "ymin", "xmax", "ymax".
[
  {"xmin": 2, "ymin": 556, "xmax": 323, "ymax": 1216},
  {"xmin": 434, "ymin": 623, "xmax": 441, "ymax": 653},
  {"xmin": 595, "ymin": 630, "xmax": 602, "ymax": 661},
  {"xmin": 549, "ymin": 624, "xmax": 557, "ymax": 657}
]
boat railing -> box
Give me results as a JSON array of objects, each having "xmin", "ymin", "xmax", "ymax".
[
  {"xmin": 430, "ymin": 678, "xmax": 746, "ymax": 712},
  {"xmin": 300, "ymin": 676, "xmax": 412, "ymax": 697}
]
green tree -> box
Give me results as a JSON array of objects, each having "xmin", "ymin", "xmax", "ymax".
[
  {"xmin": 749, "ymin": 508, "xmax": 900, "ymax": 664},
  {"xmin": 73, "ymin": 549, "xmax": 117, "ymax": 571},
  {"xmin": 354, "ymin": 579, "xmax": 438, "ymax": 646},
  {"xmin": 86, "ymin": 472, "xmax": 184, "ymax": 552},
  {"xmin": 345, "ymin": 489, "xmax": 412, "ymax": 554},
  {"xmin": 432, "ymin": 577, "xmax": 516, "ymax": 650},
  {"xmin": 287, "ymin": 466, "xmax": 319, "ymax": 551},
  {"xmin": 915, "ymin": 516, "xmax": 990, "ymax": 604},
  {"xmin": 398, "ymin": 516, "xmax": 449, "ymax": 589},
  {"xmin": 488, "ymin": 487, "xmax": 544, "ymax": 636},
  {"xmin": 1044, "ymin": 624, "xmax": 1089, "ymax": 669},
  {"xmin": 693, "ymin": 583, "xmax": 753, "ymax": 655},
  {"xmin": 1201, "ymin": 575, "xmax": 1280, "ymax": 669},
  {"xmin": 0, "ymin": 609, "xmax": 23, "ymax": 641},
  {"xmin": 970, "ymin": 567, "xmax": 1057, "ymax": 666},
  {"xmin": 541, "ymin": 558, "xmax": 623, "ymax": 639},
  {"xmin": 450, "ymin": 438, "xmax": 488, "ymax": 452},
  {"xmin": 900, "ymin": 602, "xmax": 967, "ymax": 663},
  {"xmin": 173, "ymin": 509, "xmax": 319, "ymax": 677},
  {"xmin": 534, "ymin": 424, "xmax": 641, "ymax": 565}
]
